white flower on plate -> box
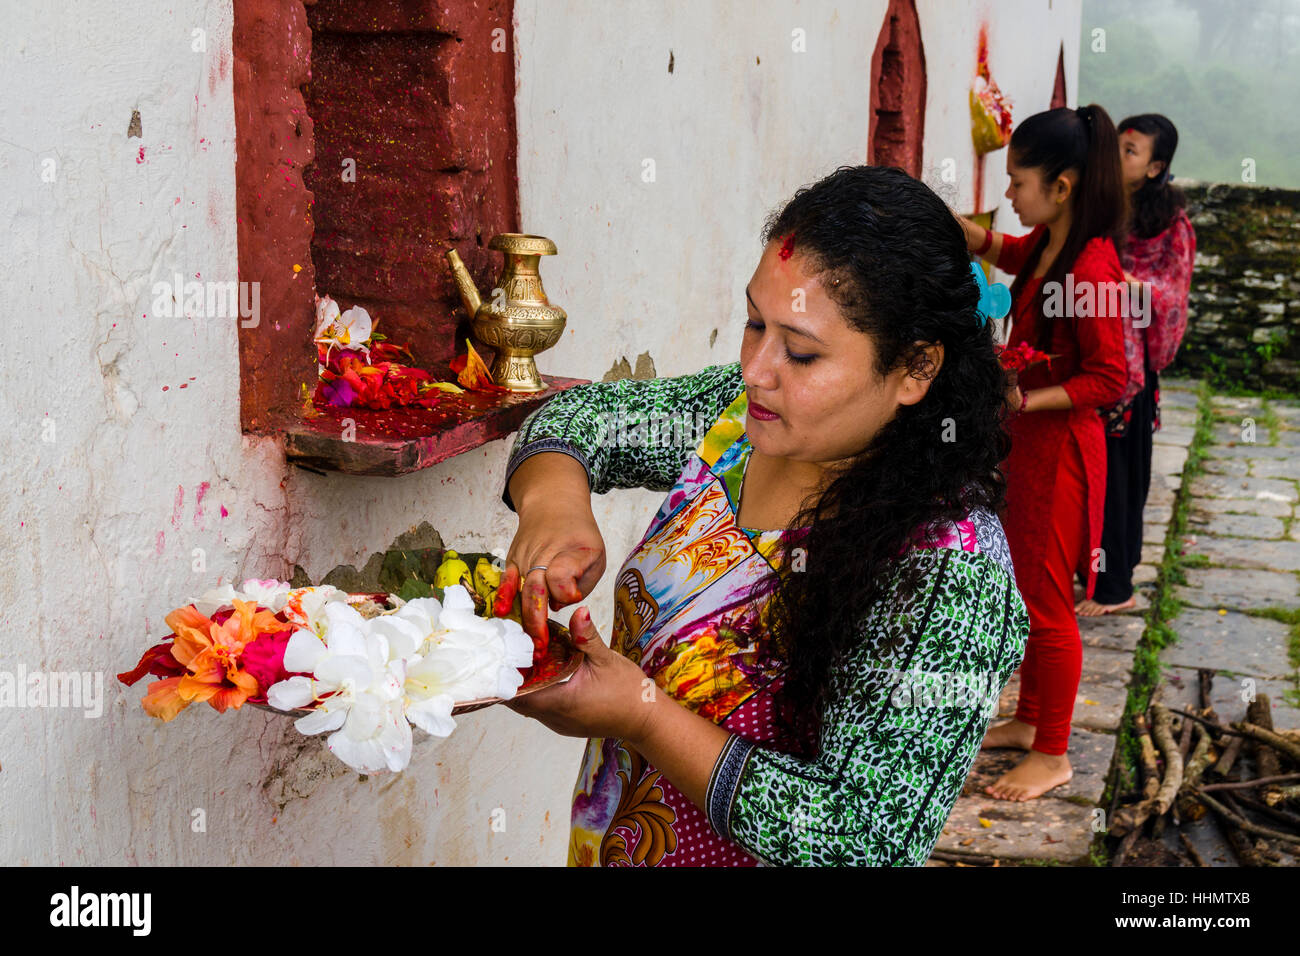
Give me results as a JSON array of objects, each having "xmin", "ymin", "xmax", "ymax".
[
  {"xmin": 267, "ymin": 601, "xmax": 412, "ymax": 774},
  {"xmin": 280, "ymin": 584, "xmax": 351, "ymax": 634},
  {"xmin": 239, "ymin": 578, "xmax": 292, "ymax": 611},
  {"xmin": 397, "ymin": 586, "xmax": 534, "ymax": 737},
  {"xmin": 190, "ymin": 583, "xmax": 240, "ymax": 617},
  {"xmin": 190, "ymin": 578, "xmax": 292, "ymax": 617},
  {"xmin": 266, "ymin": 584, "xmax": 536, "ymax": 773}
]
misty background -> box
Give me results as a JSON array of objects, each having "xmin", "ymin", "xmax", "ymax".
[{"xmin": 1079, "ymin": 0, "xmax": 1300, "ymax": 188}]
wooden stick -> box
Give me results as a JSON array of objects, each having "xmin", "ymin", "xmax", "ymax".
[
  {"xmin": 1168, "ymin": 708, "xmax": 1247, "ymax": 739},
  {"xmin": 1114, "ymin": 827, "xmax": 1144, "ymax": 867},
  {"xmin": 1110, "ymin": 712, "xmax": 1162, "ymax": 842},
  {"xmin": 1153, "ymin": 704, "xmax": 1192, "ymax": 841},
  {"xmin": 1198, "ymin": 668, "xmax": 1215, "ymax": 712},
  {"xmin": 1178, "ymin": 710, "xmax": 1195, "ymax": 763},
  {"xmin": 1151, "ymin": 704, "xmax": 1185, "ymax": 818},
  {"xmin": 1233, "ymin": 793, "xmax": 1300, "ymax": 831},
  {"xmin": 1195, "ymin": 792, "xmax": 1263, "ymax": 866},
  {"xmin": 928, "ymin": 848, "xmax": 999, "ymax": 865},
  {"xmin": 1192, "ymin": 790, "xmax": 1300, "ymax": 847},
  {"xmin": 1200, "ymin": 772, "xmax": 1300, "ymax": 793},
  {"xmin": 1222, "ymin": 792, "xmax": 1280, "ymax": 853},
  {"xmin": 1184, "ymin": 723, "xmax": 1216, "ymax": 791},
  {"xmin": 1136, "ymin": 713, "xmax": 1160, "ymax": 801},
  {"xmin": 1178, "ymin": 828, "xmax": 1208, "ymax": 867},
  {"xmin": 1211, "ymin": 737, "xmax": 1245, "ymax": 779},
  {"xmin": 1222, "ymin": 793, "xmax": 1273, "ymax": 866},
  {"xmin": 1231, "ymin": 721, "xmax": 1300, "ymax": 767},
  {"xmin": 1174, "ymin": 723, "xmax": 1216, "ymax": 828},
  {"xmin": 1247, "ymin": 696, "xmax": 1283, "ymax": 779}
]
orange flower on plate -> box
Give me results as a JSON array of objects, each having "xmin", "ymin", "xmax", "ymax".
[
  {"xmin": 142, "ymin": 599, "xmax": 283, "ymax": 720},
  {"xmin": 141, "ymin": 677, "xmax": 189, "ymax": 722}
]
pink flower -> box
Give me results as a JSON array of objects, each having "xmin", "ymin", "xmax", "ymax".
[{"xmin": 240, "ymin": 626, "xmax": 299, "ymax": 703}]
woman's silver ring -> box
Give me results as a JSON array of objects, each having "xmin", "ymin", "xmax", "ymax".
[{"xmin": 527, "ymin": 565, "xmax": 548, "ymax": 574}]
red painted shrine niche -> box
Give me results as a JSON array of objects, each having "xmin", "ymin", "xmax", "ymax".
[
  {"xmin": 867, "ymin": 0, "xmax": 926, "ymax": 177},
  {"xmin": 1050, "ymin": 43, "xmax": 1068, "ymax": 110},
  {"xmin": 232, "ymin": 0, "xmax": 586, "ymax": 475}
]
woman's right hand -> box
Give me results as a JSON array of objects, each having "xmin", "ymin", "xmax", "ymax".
[
  {"xmin": 1004, "ymin": 383, "xmax": 1023, "ymax": 415},
  {"xmin": 505, "ymin": 504, "xmax": 607, "ymax": 648}
]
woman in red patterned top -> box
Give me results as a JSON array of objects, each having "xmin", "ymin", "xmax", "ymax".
[
  {"xmin": 1078, "ymin": 113, "xmax": 1196, "ymax": 616},
  {"xmin": 959, "ymin": 105, "xmax": 1129, "ymax": 800}
]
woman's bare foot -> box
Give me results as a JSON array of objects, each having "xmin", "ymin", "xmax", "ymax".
[
  {"xmin": 984, "ymin": 751, "xmax": 1073, "ymax": 801},
  {"xmin": 980, "ymin": 718, "xmax": 1036, "ymax": 750},
  {"xmin": 1075, "ymin": 596, "xmax": 1137, "ymax": 617}
]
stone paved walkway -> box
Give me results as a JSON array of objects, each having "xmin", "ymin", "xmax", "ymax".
[
  {"xmin": 930, "ymin": 378, "xmax": 1300, "ymax": 865},
  {"xmin": 1154, "ymin": 392, "xmax": 1300, "ymax": 865}
]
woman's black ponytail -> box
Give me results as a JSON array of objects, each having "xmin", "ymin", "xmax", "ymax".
[{"xmin": 1007, "ymin": 103, "xmax": 1127, "ymax": 351}]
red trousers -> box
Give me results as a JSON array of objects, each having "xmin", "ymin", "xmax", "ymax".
[{"xmin": 1013, "ymin": 432, "xmax": 1086, "ymax": 756}]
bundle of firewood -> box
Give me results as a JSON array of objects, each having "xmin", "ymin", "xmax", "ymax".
[{"xmin": 1110, "ymin": 668, "xmax": 1300, "ymax": 866}]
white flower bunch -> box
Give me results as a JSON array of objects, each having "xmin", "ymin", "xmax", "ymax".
[
  {"xmin": 268, "ymin": 585, "xmax": 534, "ymax": 774},
  {"xmin": 190, "ymin": 578, "xmax": 294, "ymax": 617}
]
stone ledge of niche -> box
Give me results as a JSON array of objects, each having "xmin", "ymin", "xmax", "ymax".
[{"xmin": 273, "ymin": 372, "xmax": 590, "ymax": 477}]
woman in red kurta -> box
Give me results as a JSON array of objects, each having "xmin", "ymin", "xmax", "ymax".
[{"xmin": 961, "ymin": 105, "xmax": 1129, "ymax": 800}]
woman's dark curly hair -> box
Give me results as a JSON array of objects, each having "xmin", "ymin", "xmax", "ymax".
[
  {"xmin": 1119, "ymin": 113, "xmax": 1185, "ymax": 240},
  {"xmin": 735, "ymin": 164, "xmax": 1011, "ymax": 753}
]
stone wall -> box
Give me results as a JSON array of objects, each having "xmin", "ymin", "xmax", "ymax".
[{"xmin": 1173, "ymin": 180, "xmax": 1300, "ymax": 392}]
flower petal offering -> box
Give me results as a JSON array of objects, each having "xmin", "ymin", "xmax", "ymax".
[
  {"xmin": 969, "ymin": 26, "xmax": 1013, "ymax": 155},
  {"xmin": 305, "ymin": 294, "xmax": 501, "ymax": 413},
  {"xmin": 994, "ymin": 341, "xmax": 1055, "ymax": 374},
  {"xmin": 119, "ymin": 571, "xmax": 581, "ymax": 774}
]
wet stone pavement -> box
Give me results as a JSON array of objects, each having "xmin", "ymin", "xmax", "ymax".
[{"xmin": 931, "ymin": 379, "xmax": 1300, "ymax": 866}]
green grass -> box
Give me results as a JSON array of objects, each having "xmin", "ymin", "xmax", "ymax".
[
  {"xmin": 1259, "ymin": 401, "xmax": 1283, "ymax": 442},
  {"xmin": 1195, "ymin": 377, "xmax": 1300, "ymax": 402},
  {"xmin": 1100, "ymin": 378, "xmax": 1216, "ymax": 866},
  {"xmin": 1241, "ymin": 605, "xmax": 1300, "ymax": 707}
]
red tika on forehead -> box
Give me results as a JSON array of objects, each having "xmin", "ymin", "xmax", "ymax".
[{"xmin": 778, "ymin": 233, "xmax": 796, "ymax": 260}]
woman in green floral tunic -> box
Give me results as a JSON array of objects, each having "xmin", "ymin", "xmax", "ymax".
[{"xmin": 502, "ymin": 165, "xmax": 1029, "ymax": 866}]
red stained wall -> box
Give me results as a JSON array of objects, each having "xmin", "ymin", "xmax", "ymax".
[
  {"xmin": 868, "ymin": 0, "xmax": 926, "ymax": 178},
  {"xmin": 234, "ymin": 0, "xmax": 519, "ymax": 432},
  {"xmin": 233, "ymin": 0, "xmax": 320, "ymax": 432}
]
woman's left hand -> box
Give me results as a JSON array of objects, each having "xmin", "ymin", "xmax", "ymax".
[{"xmin": 504, "ymin": 607, "xmax": 658, "ymax": 745}]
